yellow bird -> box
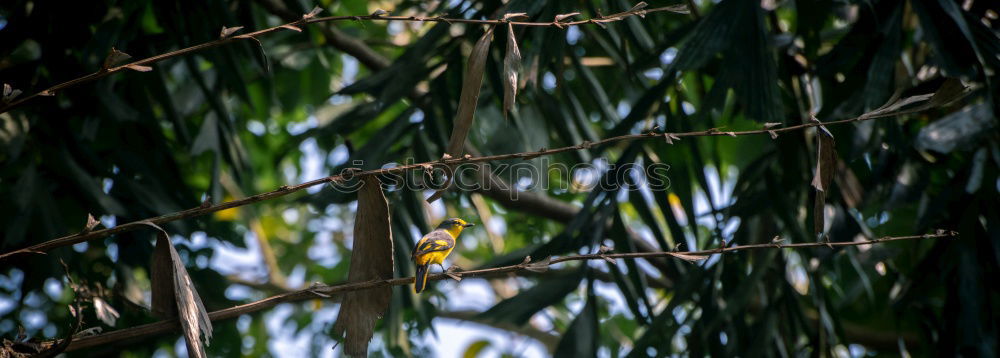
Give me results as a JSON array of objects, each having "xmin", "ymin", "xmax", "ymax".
[{"xmin": 412, "ymin": 218, "xmax": 474, "ymax": 293}]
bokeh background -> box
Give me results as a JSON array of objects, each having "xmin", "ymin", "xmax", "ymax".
[{"xmin": 1, "ymin": 0, "xmax": 998, "ymax": 356}]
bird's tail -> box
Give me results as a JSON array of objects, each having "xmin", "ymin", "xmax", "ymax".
[{"xmin": 414, "ymin": 264, "xmax": 429, "ymax": 293}]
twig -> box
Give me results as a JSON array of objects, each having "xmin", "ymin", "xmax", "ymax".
[
  {"xmin": 0, "ymin": 107, "xmax": 941, "ymax": 262},
  {"xmin": 33, "ymin": 261, "xmax": 86, "ymax": 357},
  {"xmin": 0, "ymin": 5, "xmax": 686, "ymax": 114},
  {"xmin": 45, "ymin": 231, "xmax": 954, "ymax": 352}
]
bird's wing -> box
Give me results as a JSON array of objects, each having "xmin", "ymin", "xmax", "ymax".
[{"xmin": 411, "ymin": 230, "xmax": 455, "ymax": 259}]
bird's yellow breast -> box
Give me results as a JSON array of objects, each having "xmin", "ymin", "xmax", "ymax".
[{"xmin": 415, "ymin": 247, "xmax": 454, "ymax": 265}]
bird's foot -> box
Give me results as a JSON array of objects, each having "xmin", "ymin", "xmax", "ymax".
[{"xmin": 444, "ymin": 265, "xmax": 463, "ymax": 281}]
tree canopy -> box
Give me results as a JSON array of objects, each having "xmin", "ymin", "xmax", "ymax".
[{"xmin": 1, "ymin": 0, "xmax": 998, "ymax": 357}]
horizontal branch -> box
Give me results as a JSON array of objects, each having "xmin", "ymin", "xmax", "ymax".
[
  {"xmin": 0, "ymin": 5, "xmax": 685, "ymax": 114},
  {"xmin": 49, "ymin": 231, "xmax": 954, "ymax": 352},
  {"xmin": 0, "ymin": 106, "xmax": 938, "ymax": 262}
]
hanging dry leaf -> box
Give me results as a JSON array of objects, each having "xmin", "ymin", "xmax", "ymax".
[
  {"xmin": 102, "ymin": 47, "xmax": 132, "ymax": 70},
  {"xmin": 333, "ymin": 176, "xmax": 394, "ymax": 357},
  {"xmin": 150, "ymin": 226, "xmax": 177, "ymax": 318},
  {"xmin": 145, "ymin": 222, "xmax": 213, "ymax": 358},
  {"xmin": 503, "ymin": 23, "xmax": 521, "ymax": 120},
  {"xmin": 445, "ymin": 25, "xmax": 493, "ymax": 159},
  {"xmin": 811, "ymin": 131, "xmax": 836, "ymax": 234},
  {"xmin": 219, "ymin": 26, "xmax": 244, "ymax": 38},
  {"xmin": 428, "ymin": 25, "xmax": 495, "ymax": 203}
]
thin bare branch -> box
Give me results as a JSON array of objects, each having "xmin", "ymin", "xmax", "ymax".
[
  {"xmin": 0, "ymin": 5, "xmax": 685, "ymax": 114},
  {"xmin": 0, "ymin": 102, "xmax": 946, "ymax": 262},
  {"xmin": 42, "ymin": 230, "xmax": 953, "ymax": 352}
]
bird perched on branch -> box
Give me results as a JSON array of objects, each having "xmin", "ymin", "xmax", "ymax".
[{"xmin": 412, "ymin": 218, "xmax": 474, "ymax": 293}]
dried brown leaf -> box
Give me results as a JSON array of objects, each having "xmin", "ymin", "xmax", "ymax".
[
  {"xmin": 811, "ymin": 131, "xmax": 836, "ymax": 192},
  {"xmin": 667, "ymin": 252, "xmax": 707, "ymax": 262},
  {"xmin": 102, "ymin": 47, "xmax": 131, "ymax": 70},
  {"xmin": 303, "ymin": 6, "xmax": 322, "ymax": 19},
  {"xmin": 860, "ymin": 92, "xmax": 933, "ymax": 119},
  {"xmin": 144, "ymin": 222, "xmax": 213, "ymax": 358},
  {"xmin": 219, "ymin": 26, "xmax": 244, "ymax": 38},
  {"xmin": 630, "ymin": 1, "xmax": 649, "ymax": 17},
  {"xmin": 811, "ymin": 131, "xmax": 836, "ymax": 234},
  {"xmin": 83, "ymin": 214, "xmax": 100, "ymax": 233},
  {"xmin": 927, "ymin": 78, "xmax": 969, "ymax": 107},
  {"xmin": 333, "ymin": 176, "xmax": 394, "ymax": 356},
  {"xmin": 554, "ymin": 12, "xmax": 580, "ymax": 22},
  {"xmin": 503, "ymin": 23, "xmax": 521, "ymax": 120},
  {"xmin": 503, "ymin": 12, "xmax": 528, "ymax": 21},
  {"xmin": 445, "ymin": 25, "xmax": 493, "ymax": 157},
  {"xmin": 150, "ymin": 227, "xmax": 176, "ymax": 319},
  {"xmin": 429, "ymin": 26, "xmax": 495, "ymax": 203}
]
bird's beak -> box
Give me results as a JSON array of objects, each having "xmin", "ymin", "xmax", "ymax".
[{"xmin": 463, "ymin": 223, "xmax": 475, "ymax": 228}]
